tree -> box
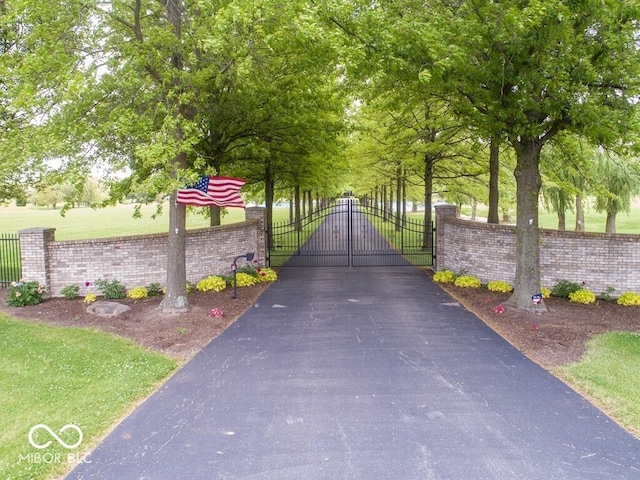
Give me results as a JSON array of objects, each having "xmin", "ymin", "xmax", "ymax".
[
  {"xmin": 540, "ymin": 134, "xmax": 595, "ymax": 231},
  {"xmin": 593, "ymin": 152, "xmax": 640, "ymax": 233},
  {"xmin": 3, "ymin": 0, "xmax": 348, "ymax": 312},
  {"xmin": 424, "ymin": 0, "xmax": 640, "ymax": 310}
]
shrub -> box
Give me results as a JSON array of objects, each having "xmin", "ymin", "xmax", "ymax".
[
  {"xmin": 61, "ymin": 284, "xmax": 80, "ymax": 299},
  {"xmin": 487, "ymin": 280, "xmax": 512, "ymax": 293},
  {"xmin": 256, "ymin": 267, "xmax": 278, "ymax": 283},
  {"xmin": 126, "ymin": 286, "xmax": 148, "ymax": 300},
  {"xmin": 232, "ymin": 272, "xmax": 258, "ymax": 287},
  {"xmin": 433, "ymin": 270, "xmax": 455, "ymax": 283},
  {"xmin": 95, "ymin": 278, "xmax": 126, "ymax": 299},
  {"xmin": 551, "ymin": 280, "xmax": 583, "ymax": 298},
  {"xmin": 617, "ymin": 292, "xmax": 640, "ymax": 307},
  {"xmin": 454, "ymin": 275, "xmax": 481, "ymax": 288},
  {"xmin": 568, "ymin": 288, "xmax": 596, "ymax": 305},
  {"xmin": 237, "ymin": 264, "xmax": 260, "ymax": 278},
  {"xmin": 541, "ymin": 287, "xmax": 552, "ymax": 299},
  {"xmin": 6, "ymin": 281, "xmax": 44, "ymax": 307},
  {"xmin": 196, "ymin": 275, "xmax": 227, "ymax": 292},
  {"xmin": 147, "ymin": 282, "xmax": 163, "ymax": 297},
  {"xmin": 598, "ymin": 286, "xmax": 616, "ymax": 302}
]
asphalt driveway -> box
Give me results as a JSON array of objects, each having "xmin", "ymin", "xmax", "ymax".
[{"xmin": 67, "ymin": 267, "xmax": 640, "ymax": 479}]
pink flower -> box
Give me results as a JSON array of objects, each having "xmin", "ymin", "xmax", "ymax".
[
  {"xmin": 493, "ymin": 304, "xmax": 505, "ymax": 314},
  {"xmin": 208, "ymin": 308, "xmax": 224, "ymax": 318},
  {"xmin": 531, "ymin": 324, "xmax": 539, "ymax": 331}
]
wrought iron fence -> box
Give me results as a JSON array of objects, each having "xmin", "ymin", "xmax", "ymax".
[{"xmin": 0, "ymin": 233, "xmax": 21, "ymax": 287}]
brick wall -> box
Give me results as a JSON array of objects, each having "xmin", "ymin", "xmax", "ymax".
[
  {"xmin": 19, "ymin": 208, "xmax": 267, "ymax": 297},
  {"xmin": 435, "ymin": 205, "xmax": 640, "ymax": 296}
]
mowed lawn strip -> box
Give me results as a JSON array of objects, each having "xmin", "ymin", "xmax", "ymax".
[
  {"xmin": 558, "ymin": 332, "xmax": 640, "ymax": 438},
  {"xmin": 0, "ymin": 314, "xmax": 176, "ymax": 480}
]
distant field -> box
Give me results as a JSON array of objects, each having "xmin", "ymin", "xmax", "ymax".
[
  {"xmin": 0, "ymin": 204, "xmax": 290, "ymax": 241},
  {"xmin": 457, "ymin": 201, "xmax": 640, "ymax": 234},
  {"xmin": 2, "ymin": 200, "xmax": 639, "ymax": 240}
]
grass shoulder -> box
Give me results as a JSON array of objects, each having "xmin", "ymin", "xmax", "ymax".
[{"xmin": 0, "ymin": 314, "xmax": 177, "ymax": 480}]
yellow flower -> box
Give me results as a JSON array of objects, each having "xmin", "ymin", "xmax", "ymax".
[{"xmin": 84, "ymin": 293, "xmax": 97, "ymax": 304}]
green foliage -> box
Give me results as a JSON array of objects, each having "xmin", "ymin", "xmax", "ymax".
[
  {"xmin": 568, "ymin": 288, "xmax": 596, "ymax": 305},
  {"xmin": 487, "ymin": 280, "xmax": 513, "ymax": 293},
  {"xmin": 257, "ymin": 267, "xmax": 278, "ymax": 283},
  {"xmin": 237, "ymin": 264, "xmax": 260, "ymax": 277},
  {"xmin": 126, "ymin": 286, "xmax": 149, "ymax": 300},
  {"xmin": 617, "ymin": 292, "xmax": 640, "ymax": 307},
  {"xmin": 551, "ymin": 280, "xmax": 583, "ymax": 298},
  {"xmin": 6, "ymin": 281, "xmax": 44, "ymax": 307},
  {"xmin": 433, "ymin": 269, "xmax": 455, "ymax": 283},
  {"xmin": 232, "ymin": 272, "xmax": 258, "ymax": 287},
  {"xmin": 598, "ymin": 286, "xmax": 616, "ymax": 302},
  {"xmin": 454, "ymin": 275, "xmax": 481, "ymax": 289},
  {"xmin": 95, "ymin": 278, "xmax": 127, "ymax": 299},
  {"xmin": 196, "ymin": 275, "xmax": 227, "ymax": 293},
  {"xmin": 147, "ymin": 282, "xmax": 163, "ymax": 297},
  {"xmin": 236, "ymin": 260, "xmax": 278, "ymax": 283},
  {"xmin": 61, "ymin": 284, "xmax": 80, "ymax": 299}
]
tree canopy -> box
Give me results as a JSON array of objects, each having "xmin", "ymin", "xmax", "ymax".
[{"xmin": 2, "ymin": 0, "xmax": 640, "ymax": 312}]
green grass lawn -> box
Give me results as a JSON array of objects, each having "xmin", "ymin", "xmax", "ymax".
[
  {"xmin": 558, "ymin": 332, "xmax": 640, "ymax": 437},
  {"xmin": 0, "ymin": 203, "xmax": 252, "ymax": 240},
  {"xmin": 0, "ymin": 314, "xmax": 176, "ymax": 480},
  {"xmin": 458, "ymin": 202, "xmax": 640, "ymax": 234}
]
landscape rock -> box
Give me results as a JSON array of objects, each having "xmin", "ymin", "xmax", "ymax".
[{"xmin": 86, "ymin": 301, "xmax": 131, "ymax": 318}]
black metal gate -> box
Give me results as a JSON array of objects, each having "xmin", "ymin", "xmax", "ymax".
[
  {"xmin": 0, "ymin": 233, "xmax": 21, "ymax": 287},
  {"xmin": 268, "ymin": 199, "xmax": 434, "ymax": 267}
]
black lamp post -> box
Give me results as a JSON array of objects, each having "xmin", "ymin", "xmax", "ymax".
[{"xmin": 232, "ymin": 252, "xmax": 255, "ymax": 299}]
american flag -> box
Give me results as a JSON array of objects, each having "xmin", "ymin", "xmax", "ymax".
[{"xmin": 176, "ymin": 176, "xmax": 246, "ymax": 208}]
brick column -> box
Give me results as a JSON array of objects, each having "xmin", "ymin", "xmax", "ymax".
[
  {"xmin": 245, "ymin": 207, "xmax": 267, "ymax": 264},
  {"xmin": 434, "ymin": 204, "xmax": 457, "ymax": 272},
  {"xmin": 18, "ymin": 228, "xmax": 56, "ymax": 297}
]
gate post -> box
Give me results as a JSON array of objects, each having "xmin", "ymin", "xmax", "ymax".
[
  {"xmin": 18, "ymin": 228, "xmax": 56, "ymax": 298},
  {"xmin": 245, "ymin": 207, "xmax": 267, "ymax": 264},
  {"xmin": 434, "ymin": 204, "xmax": 457, "ymax": 272}
]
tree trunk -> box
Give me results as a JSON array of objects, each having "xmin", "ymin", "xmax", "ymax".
[
  {"xmin": 160, "ymin": 156, "xmax": 189, "ymax": 314},
  {"xmin": 265, "ymin": 160, "xmax": 274, "ymax": 252},
  {"xmin": 488, "ymin": 138, "xmax": 500, "ymax": 224},
  {"xmin": 302, "ymin": 189, "xmax": 307, "ymax": 217},
  {"xmin": 374, "ymin": 186, "xmax": 379, "ymax": 214},
  {"xmin": 605, "ymin": 203, "xmax": 617, "ymax": 233},
  {"xmin": 402, "ymin": 171, "xmax": 407, "ymax": 226},
  {"xmin": 159, "ymin": 1, "xmax": 192, "ymax": 314},
  {"xmin": 507, "ymin": 140, "xmax": 547, "ymax": 312},
  {"xmin": 294, "ymin": 184, "xmax": 301, "ymax": 230},
  {"xmin": 423, "ymin": 153, "xmax": 434, "ymax": 250},
  {"xmin": 382, "ymin": 185, "xmax": 388, "ymax": 221},
  {"xmin": 557, "ymin": 209, "xmax": 566, "ymax": 231},
  {"xmin": 575, "ymin": 194, "xmax": 585, "ymax": 231},
  {"xmin": 395, "ymin": 166, "xmax": 402, "ymax": 231},
  {"xmin": 471, "ymin": 197, "xmax": 477, "ymax": 221},
  {"xmin": 209, "ymin": 206, "xmax": 221, "ymax": 226}
]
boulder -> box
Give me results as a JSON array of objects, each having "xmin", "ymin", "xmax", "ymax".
[{"xmin": 86, "ymin": 301, "xmax": 131, "ymax": 318}]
